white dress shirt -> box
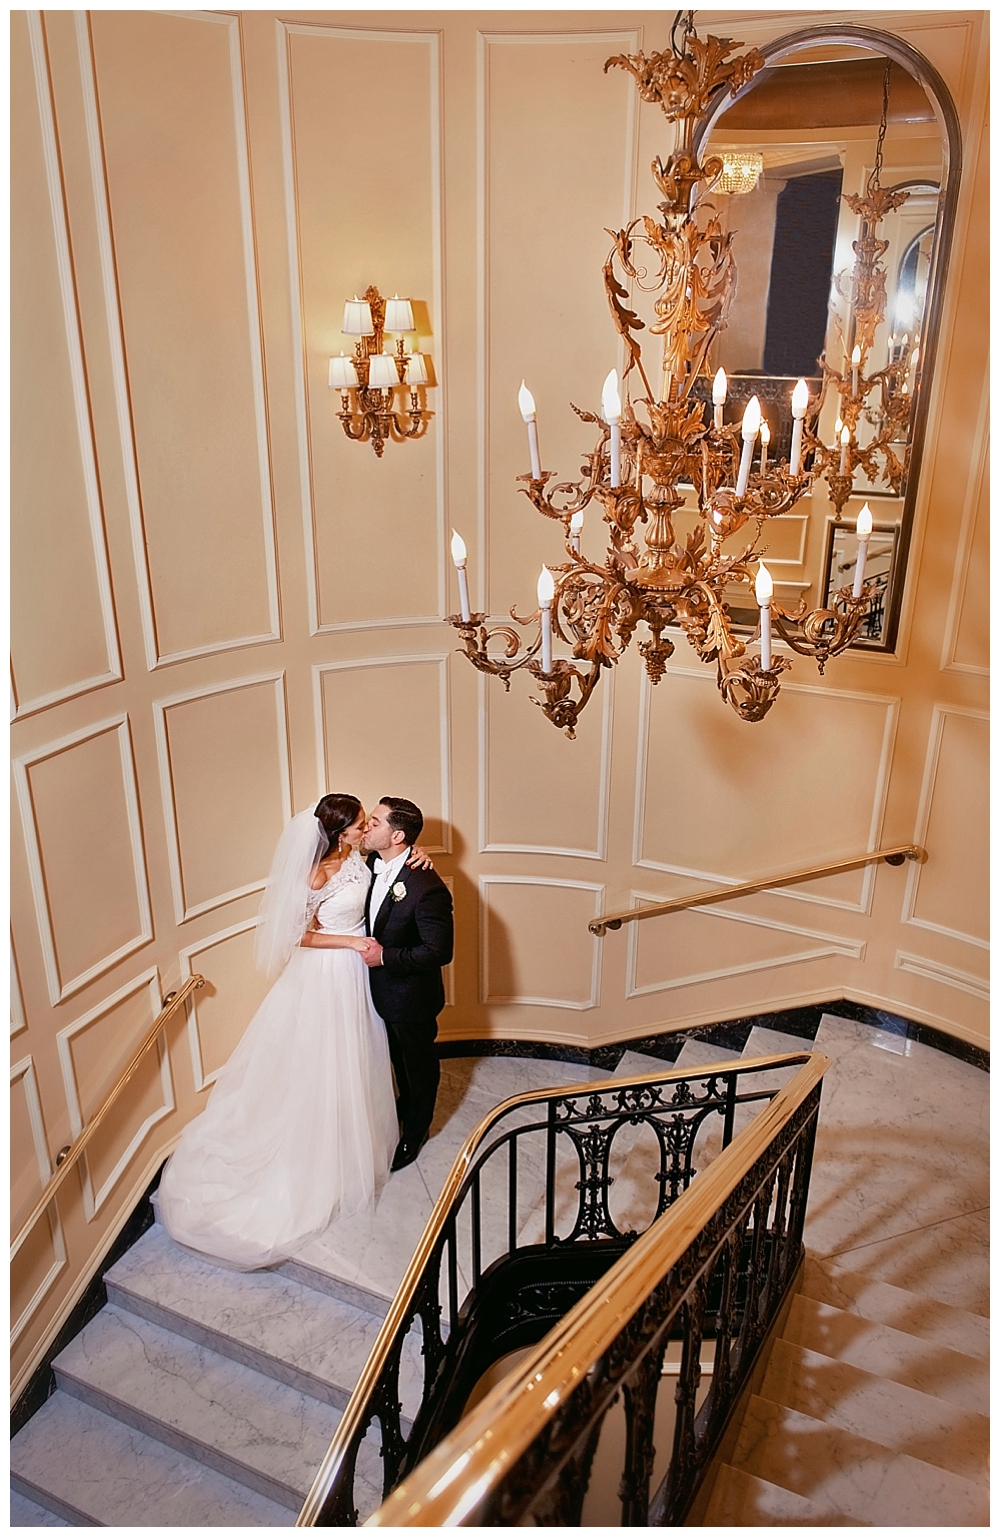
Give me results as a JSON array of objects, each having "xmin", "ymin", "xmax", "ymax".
[{"xmin": 370, "ymin": 847, "xmax": 411, "ymax": 926}]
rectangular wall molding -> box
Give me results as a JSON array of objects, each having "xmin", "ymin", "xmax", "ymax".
[
  {"xmin": 895, "ymin": 949, "xmax": 989, "ymax": 1002},
  {"xmin": 901, "ymin": 702, "xmax": 989, "ymax": 948},
  {"xmin": 10, "ymin": 1054, "xmax": 67, "ymax": 1347},
  {"xmin": 479, "ymin": 874, "xmax": 604, "ymax": 1010}
]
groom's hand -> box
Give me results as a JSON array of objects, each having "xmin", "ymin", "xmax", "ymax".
[{"xmin": 361, "ymin": 940, "xmax": 384, "ymax": 967}]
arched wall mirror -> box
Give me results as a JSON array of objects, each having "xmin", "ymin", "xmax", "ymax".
[{"xmin": 693, "ymin": 26, "xmax": 961, "ymax": 651}]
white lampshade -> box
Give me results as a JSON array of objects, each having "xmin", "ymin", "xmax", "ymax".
[
  {"xmin": 791, "ymin": 378, "xmax": 810, "ymax": 417},
  {"xmin": 741, "ymin": 395, "xmax": 761, "ymax": 439},
  {"xmin": 342, "ymin": 297, "xmax": 374, "ymax": 336},
  {"xmin": 385, "ymin": 296, "xmax": 415, "ymax": 334},
  {"xmin": 405, "ymin": 351, "xmax": 429, "ymax": 385},
  {"xmin": 856, "ymin": 503, "xmax": 873, "ymax": 539},
  {"xmin": 537, "ymin": 565, "xmax": 555, "ymax": 605},
  {"xmin": 712, "ymin": 367, "xmax": 728, "ymax": 406},
  {"xmin": 518, "ymin": 381, "xmax": 537, "ymax": 421},
  {"xmin": 328, "ymin": 353, "xmax": 358, "ymax": 390},
  {"xmin": 755, "ymin": 561, "xmax": 773, "ymax": 605},
  {"xmin": 450, "ymin": 529, "xmax": 467, "ymax": 565},
  {"xmin": 602, "ymin": 369, "xmax": 622, "ymax": 423},
  {"xmin": 367, "ymin": 352, "xmax": 399, "ymax": 389}
]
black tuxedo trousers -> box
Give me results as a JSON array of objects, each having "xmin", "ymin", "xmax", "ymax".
[{"xmin": 364, "ymin": 857, "xmax": 454, "ymax": 1146}]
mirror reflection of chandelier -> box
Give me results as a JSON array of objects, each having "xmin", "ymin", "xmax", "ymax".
[{"xmin": 448, "ymin": 16, "xmax": 879, "ymax": 737}]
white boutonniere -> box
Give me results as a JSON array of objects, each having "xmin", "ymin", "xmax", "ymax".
[{"xmin": 391, "ymin": 882, "xmax": 407, "ymax": 902}]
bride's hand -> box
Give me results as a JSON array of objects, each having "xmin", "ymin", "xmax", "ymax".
[
  {"xmin": 408, "ymin": 845, "xmax": 435, "ymax": 871},
  {"xmin": 352, "ymin": 936, "xmax": 375, "ymax": 954}
]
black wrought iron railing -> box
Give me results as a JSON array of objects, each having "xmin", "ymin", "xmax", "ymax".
[{"xmin": 298, "ymin": 1050, "xmax": 827, "ymax": 1526}]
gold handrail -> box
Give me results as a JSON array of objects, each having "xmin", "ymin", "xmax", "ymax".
[
  {"xmin": 10, "ymin": 974, "xmax": 206, "ymax": 1263},
  {"xmin": 297, "ymin": 1047, "xmax": 819, "ymax": 1526},
  {"xmin": 589, "ymin": 844, "xmax": 927, "ymax": 935},
  {"xmin": 369, "ymin": 1049, "xmax": 830, "ymax": 1527}
]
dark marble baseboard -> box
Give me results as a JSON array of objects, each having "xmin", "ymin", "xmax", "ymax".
[{"xmin": 439, "ymin": 998, "xmax": 988, "ymax": 1074}]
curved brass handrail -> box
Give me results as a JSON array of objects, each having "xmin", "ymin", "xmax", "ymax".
[
  {"xmin": 296, "ymin": 1047, "xmax": 819, "ymax": 1526},
  {"xmin": 10, "ymin": 974, "xmax": 206, "ymax": 1262},
  {"xmin": 590, "ymin": 844, "xmax": 927, "ymax": 934},
  {"xmin": 369, "ymin": 1049, "xmax": 830, "ymax": 1526}
]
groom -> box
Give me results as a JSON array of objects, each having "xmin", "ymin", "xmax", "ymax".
[{"xmin": 361, "ymin": 798, "xmax": 453, "ymax": 1170}]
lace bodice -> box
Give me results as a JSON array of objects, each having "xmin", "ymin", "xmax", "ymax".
[{"xmin": 306, "ymin": 848, "xmax": 371, "ymax": 935}]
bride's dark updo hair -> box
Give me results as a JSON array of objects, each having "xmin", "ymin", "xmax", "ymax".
[{"xmin": 314, "ymin": 793, "xmax": 362, "ymax": 854}]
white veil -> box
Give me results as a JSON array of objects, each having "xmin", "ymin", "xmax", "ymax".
[{"xmin": 254, "ymin": 807, "xmax": 326, "ymax": 978}]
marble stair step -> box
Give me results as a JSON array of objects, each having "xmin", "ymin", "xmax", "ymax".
[
  {"xmin": 730, "ymin": 1394, "xmax": 988, "ymax": 1526},
  {"xmin": 50, "ymin": 1303, "xmax": 365, "ymax": 1512},
  {"xmin": 105, "ymin": 1224, "xmax": 424, "ymax": 1424},
  {"xmin": 760, "ymin": 1337, "xmax": 989, "ymax": 1482},
  {"xmin": 10, "ymin": 1391, "xmax": 291, "ymax": 1527},
  {"xmin": 782, "ymin": 1293, "xmax": 988, "ymax": 1415},
  {"xmin": 701, "ymin": 1463, "xmax": 863, "ymax": 1526},
  {"xmin": 802, "ymin": 1255, "xmax": 990, "ymax": 1358},
  {"xmin": 9, "ymin": 1490, "xmax": 72, "ymax": 1526}
]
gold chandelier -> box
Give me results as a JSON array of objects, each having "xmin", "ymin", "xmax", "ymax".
[{"xmin": 448, "ymin": 18, "xmax": 879, "ymax": 738}]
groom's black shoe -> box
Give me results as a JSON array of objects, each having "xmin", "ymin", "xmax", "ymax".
[{"xmin": 390, "ymin": 1134, "xmax": 428, "ymax": 1172}]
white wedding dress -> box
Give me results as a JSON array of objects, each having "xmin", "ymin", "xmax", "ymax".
[{"xmin": 157, "ymin": 849, "xmax": 398, "ymax": 1269}]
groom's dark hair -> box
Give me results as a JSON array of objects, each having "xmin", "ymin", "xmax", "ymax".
[{"xmin": 379, "ymin": 796, "xmax": 423, "ymax": 846}]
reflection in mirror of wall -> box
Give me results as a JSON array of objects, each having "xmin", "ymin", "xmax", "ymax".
[
  {"xmin": 449, "ymin": 22, "xmax": 960, "ymax": 737},
  {"xmin": 701, "ymin": 38, "xmax": 953, "ymax": 645}
]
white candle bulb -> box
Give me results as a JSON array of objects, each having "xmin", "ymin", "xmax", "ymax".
[
  {"xmin": 853, "ymin": 503, "xmax": 872, "ymax": 597},
  {"xmin": 789, "ymin": 379, "xmax": 809, "ymax": 475},
  {"xmin": 755, "ymin": 561, "xmax": 773, "ymax": 670},
  {"xmin": 839, "ymin": 424, "xmax": 851, "ymax": 476},
  {"xmin": 537, "ymin": 565, "xmax": 554, "ymax": 673},
  {"xmin": 712, "ymin": 366, "xmax": 727, "ymax": 430},
  {"xmin": 851, "ymin": 343, "xmax": 861, "ymax": 396},
  {"xmin": 602, "ymin": 369, "xmax": 622, "ymax": 487},
  {"xmin": 569, "ymin": 510, "xmax": 584, "ymax": 553},
  {"xmin": 450, "ymin": 530, "xmax": 471, "ymax": 620},
  {"xmin": 759, "ymin": 419, "xmax": 770, "ymax": 475},
  {"xmin": 518, "ymin": 381, "xmax": 542, "ymax": 479},
  {"xmin": 735, "ymin": 395, "xmax": 761, "ymax": 497}
]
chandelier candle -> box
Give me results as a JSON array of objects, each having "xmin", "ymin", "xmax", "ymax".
[
  {"xmin": 851, "ymin": 344, "xmax": 862, "ymax": 396},
  {"xmin": 789, "ymin": 378, "xmax": 809, "ymax": 475},
  {"xmin": 518, "ymin": 383, "xmax": 542, "ymax": 479},
  {"xmin": 839, "ymin": 424, "xmax": 851, "ymax": 476},
  {"xmin": 756, "ymin": 562, "xmax": 773, "ymax": 670},
  {"xmin": 759, "ymin": 419, "xmax": 770, "ymax": 476},
  {"xmin": 450, "ymin": 530, "xmax": 471, "ymax": 622},
  {"xmin": 853, "ymin": 504, "xmax": 873, "ymax": 596},
  {"xmin": 570, "ymin": 510, "xmax": 584, "ymax": 554},
  {"xmin": 603, "ymin": 370, "xmax": 623, "ymax": 487},
  {"xmin": 537, "ymin": 566, "xmax": 554, "ymax": 672},
  {"xmin": 712, "ymin": 367, "xmax": 727, "ymax": 430},
  {"xmin": 736, "ymin": 396, "xmax": 761, "ymax": 497}
]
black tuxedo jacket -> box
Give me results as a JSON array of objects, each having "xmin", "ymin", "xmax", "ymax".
[{"xmin": 364, "ymin": 853, "xmax": 453, "ymax": 1024}]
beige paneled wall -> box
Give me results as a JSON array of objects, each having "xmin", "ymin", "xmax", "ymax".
[{"xmin": 11, "ymin": 8, "xmax": 988, "ymax": 1390}]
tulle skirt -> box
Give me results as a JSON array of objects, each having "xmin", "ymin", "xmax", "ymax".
[{"xmin": 157, "ymin": 944, "xmax": 398, "ymax": 1269}]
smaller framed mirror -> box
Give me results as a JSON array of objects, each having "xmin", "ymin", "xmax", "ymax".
[{"xmin": 823, "ymin": 519, "xmax": 898, "ymax": 646}]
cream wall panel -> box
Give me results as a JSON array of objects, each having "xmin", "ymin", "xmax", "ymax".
[
  {"xmin": 941, "ymin": 403, "xmax": 988, "ymax": 675},
  {"xmin": 86, "ymin": 10, "xmax": 278, "ymax": 666},
  {"xmin": 481, "ymin": 30, "xmax": 639, "ymax": 614},
  {"xmin": 635, "ymin": 669, "xmax": 898, "ymax": 913},
  {"xmin": 179, "ymin": 920, "xmax": 270, "ymax": 1091},
  {"xmin": 154, "ymin": 675, "xmax": 292, "ymax": 923},
  {"xmin": 14, "ymin": 716, "xmax": 153, "ymax": 1005},
  {"xmin": 279, "ymin": 22, "xmax": 443, "ymax": 632},
  {"xmin": 481, "ymin": 670, "xmax": 612, "ymax": 857},
  {"xmin": 11, "ymin": 1057, "xmax": 66, "ymax": 1347},
  {"xmin": 627, "ymin": 898, "xmax": 865, "ymax": 1000},
  {"xmin": 902, "ymin": 706, "xmax": 988, "ymax": 947},
  {"xmin": 894, "ymin": 950, "xmax": 988, "ymax": 1003},
  {"xmin": 56, "ymin": 970, "xmax": 172, "ymax": 1219},
  {"xmin": 10, "ymin": 13, "xmax": 120, "ymax": 718},
  {"xmin": 314, "ymin": 657, "xmax": 451, "ymax": 852},
  {"xmin": 481, "ymin": 877, "xmax": 603, "ymax": 1008},
  {"xmin": 11, "ymin": 937, "xmax": 27, "ymax": 1039}
]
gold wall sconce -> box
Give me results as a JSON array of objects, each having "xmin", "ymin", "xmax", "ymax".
[{"xmin": 328, "ymin": 284, "xmax": 434, "ymax": 456}]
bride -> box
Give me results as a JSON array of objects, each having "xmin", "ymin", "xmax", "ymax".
[{"xmin": 157, "ymin": 793, "xmax": 422, "ymax": 1270}]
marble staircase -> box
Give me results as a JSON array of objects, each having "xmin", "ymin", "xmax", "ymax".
[
  {"xmin": 10, "ymin": 1017, "xmax": 989, "ymax": 1527},
  {"xmin": 701, "ymin": 1252, "xmax": 989, "ymax": 1525}
]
